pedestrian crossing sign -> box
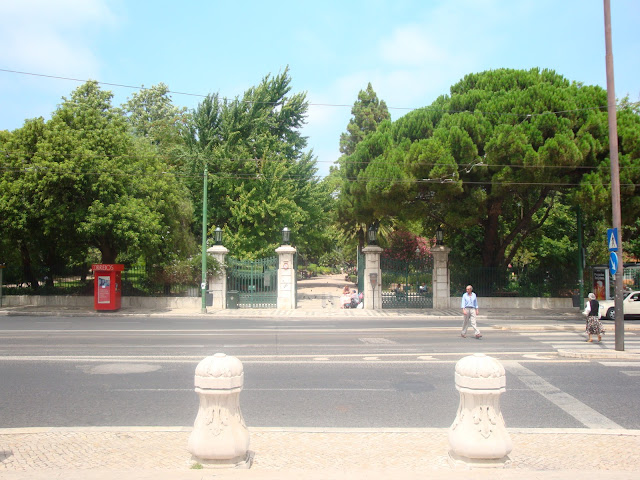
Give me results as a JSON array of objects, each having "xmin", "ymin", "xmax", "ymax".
[{"xmin": 607, "ymin": 228, "xmax": 618, "ymax": 252}]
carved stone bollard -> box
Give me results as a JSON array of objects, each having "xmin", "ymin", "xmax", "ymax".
[
  {"xmin": 448, "ymin": 353, "xmax": 512, "ymax": 468},
  {"xmin": 188, "ymin": 353, "xmax": 252, "ymax": 468}
]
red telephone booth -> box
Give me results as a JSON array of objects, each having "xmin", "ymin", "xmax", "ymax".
[{"xmin": 92, "ymin": 264, "xmax": 124, "ymax": 311}]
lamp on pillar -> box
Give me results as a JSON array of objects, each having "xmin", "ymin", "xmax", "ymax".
[
  {"xmin": 367, "ymin": 225, "xmax": 378, "ymax": 245},
  {"xmin": 436, "ymin": 226, "xmax": 444, "ymax": 246},
  {"xmin": 281, "ymin": 226, "xmax": 291, "ymax": 245},
  {"xmin": 214, "ymin": 227, "xmax": 223, "ymax": 246}
]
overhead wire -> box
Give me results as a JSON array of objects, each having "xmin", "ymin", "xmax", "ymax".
[
  {"xmin": 0, "ymin": 164, "xmax": 637, "ymax": 188},
  {"xmin": 2, "ymin": 67, "xmax": 639, "ymax": 117},
  {"xmin": 1, "ymin": 68, "xmax": 639, "ymax": 188}
]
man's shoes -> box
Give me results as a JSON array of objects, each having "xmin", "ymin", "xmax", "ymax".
[
  {"xmin": 475, "ymin": 334, "xmax": 482, "ymax": 339},
  {"xmin": 461, "ymin": 334, "xmax": 466, "ymax": 338}
]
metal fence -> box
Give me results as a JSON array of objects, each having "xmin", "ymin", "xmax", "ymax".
[
  {"xmin": 0, "ymin": 264, "xmax": 199, "ymax": 297},
  {"xmin": 450, "ymin": 266, "xmax": 574, "ymax": 298},
  {"xmin": 381, "ymin": 255, "xmax": 434, "ymax": 308}
]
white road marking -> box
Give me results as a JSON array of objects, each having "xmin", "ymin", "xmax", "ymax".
[
  {"xmin": 358, "ymin": 338, "xmax": 398, "ymax": 344},
  {"xmin": 599, "ymin": 361, "xmax": 640, "ymax": 367},
  {"xmin": 504, "ymin": 361, "xmax": 622, "ymax": 429},
  {"xmin": 621, "ymin": 371, "xmax": 640, "ymax": 376}
]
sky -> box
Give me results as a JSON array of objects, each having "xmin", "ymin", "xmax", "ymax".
[{"xmin": 1, "ymin": 0, "xmax": 638, "ymax": 177}]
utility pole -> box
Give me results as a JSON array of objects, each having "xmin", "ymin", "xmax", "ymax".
[
  {"xmin": 603, "ymin": 0, "xmax": 624, "ymax": 350},
  {"xmin": 201, "ymin": 165, "xmax": 208, "ymax": 314}
]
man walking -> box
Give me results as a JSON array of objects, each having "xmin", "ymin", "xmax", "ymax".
[{"xmin": 461, "ymin": 285, "xmax": 482, "ymax": 339}]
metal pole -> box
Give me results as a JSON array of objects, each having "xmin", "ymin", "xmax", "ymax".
[
  {"xmin": 0, "ymin": 265, "xmax": 4, "ymax": 307},
  {"xmin": 201, "ymin": 165, "xmax": 208, "ymax": 314},
  {"xmin": 603, "ymin": 0, "xmax": 624, "ymax": 350},
  {"xmin": 577, "ymin": 206, "xmax": 584, "ymax": 306}
]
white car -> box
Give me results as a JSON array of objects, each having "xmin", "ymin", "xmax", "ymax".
[{"xmin": 598, "ymin": 291, "xmax": 640, "ymax": 320}]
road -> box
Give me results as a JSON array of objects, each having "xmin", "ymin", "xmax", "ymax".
[{"xmin": 1, "ymin": 315, "xmax": 639, "ymax": 430}]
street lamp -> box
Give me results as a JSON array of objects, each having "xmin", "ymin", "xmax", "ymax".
[
  {"xmin": 214, "ymin": 227, "xmax": 223, "ymax": 245},
  {"xmin": 436, "ymin": 226, "xmax": 444, "ymax": 246},
  {"xmin": 281, "ymin": 226, "xmax": 291, "ymax": 245},
  {"xmin": 367, "ymin": 225, "xmax": 378, "ymax": 245}
]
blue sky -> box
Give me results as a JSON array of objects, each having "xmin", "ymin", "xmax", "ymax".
[{"xmin": 1, "ymin": 0, "xmax": 638, "ymax": 177}]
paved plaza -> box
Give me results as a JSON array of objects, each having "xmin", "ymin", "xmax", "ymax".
[{"xmin": 1, "ymin": 427, "xmax": 640, "ymax": 479}]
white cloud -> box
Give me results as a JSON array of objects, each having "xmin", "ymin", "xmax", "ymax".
[
  {"xmin": 0, "ymin": 0, "xmax": 117, "ymax": 78},
  {"xmin": 380, "ymin": 25, "xmax": 446, "ymax": 66}
]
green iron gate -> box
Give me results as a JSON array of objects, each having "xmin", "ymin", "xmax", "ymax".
[
  {"xmin": 357, "ymin": 249, "xmax": 365, "ymax": 293},
  {"xmin": 227, "ymin": 256, "xmax": 278, "ymax": 308},
  {"xmin": 381, "ymin": 255, "xmax": 433, "ymax": 308}
]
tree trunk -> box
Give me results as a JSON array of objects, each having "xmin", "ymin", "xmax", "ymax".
[
  {"xmin": 19, "ymin": 242, "xmax": 38, "ymax": 290},
  {"xmin": 99, "ymin": 241, "xmax": 118, "ymax": 264},
  {"xmin": 481, "ymin": 200, "xmax": 503, "ymax": 268}
]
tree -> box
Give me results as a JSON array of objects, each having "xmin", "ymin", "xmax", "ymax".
[
  {"xmin": 179, "ymin": 69, "xmax": 333, "ymax": 259},
  {"xmin": 338, "ymin": 68, "xmax": 640, "ymax": 269},
  {"xmin": 0, "ymin": 81, "xmax": 195, "ymax": 275},
  {"xmin": 122, "ymin": 83, "xmax": 188, "ymax": 151},
  {"xmin": 336, "ymin": 84, "xmax": 391, "ymax": 251},
  {"xmin": 339, "ymin": 83, "xmax": 391, "ymax": 156}
]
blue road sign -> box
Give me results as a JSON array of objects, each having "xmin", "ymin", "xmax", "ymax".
[
  {"xmin": 609, "ymin": 251, "xmax": 618, "ymax": 276},
  {"xmin": 607, "ymin": 228, "xmax": 618, "ymax": 251}
]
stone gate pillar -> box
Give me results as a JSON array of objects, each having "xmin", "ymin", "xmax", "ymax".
[
  {"xmin": 432, "ymin": 245, "xmax": 451, "ymax": 309},
  {"xmin": 276, "ymin": 245, "xmax": 297, "ymax": 309},
  {"xmin": 207, "ymin": 245, "xmax": 229, "ymax": 309},
  {"xmin": 362, "ymin": 245, "xmax": 383, "ymax": 310}
]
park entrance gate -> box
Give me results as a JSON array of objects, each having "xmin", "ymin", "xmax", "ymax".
[
  {"xmin": 380, "ymin": 255, "xmax": 433, "ymax": 308},
  {"xmin": 227, "ymin": 256, "xmax": 278, "ymax": 308}
]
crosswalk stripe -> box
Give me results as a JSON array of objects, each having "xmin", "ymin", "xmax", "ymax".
[{"xmin": 504, "ymin": 361, "xmax": 622, "ymax": 429}]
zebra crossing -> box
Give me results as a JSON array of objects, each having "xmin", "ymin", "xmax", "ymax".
[{"xmin": 517, "ymin": 329, "xmax": 640, "ymax": 353}]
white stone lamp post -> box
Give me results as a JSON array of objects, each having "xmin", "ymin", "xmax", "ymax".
[
  {"xmin": 188, "ymin": 353, "xmax": 252, "ymax": 468},
  {"xmin": 276, "ymin": 226, "xmax": 297, "ymax": 310},
  {"xmin": 207, "ymin": 227, "xmax": 228, "ymax": 309},
  {"xmin": 448, "ymin": 353, "xmax": 512, "ymax": 468}
]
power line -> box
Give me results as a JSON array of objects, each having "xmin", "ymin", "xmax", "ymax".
[
  {"xmin": 1, "ymin": 165, "xmax": 637, "ymax": 188},
  {"xmin": 3, "ymin": 147, "xmax": 638, "ymax": 172},
  {"xmin": 2, "ymin": 67, "xmax": 638, "ymax": 117}
]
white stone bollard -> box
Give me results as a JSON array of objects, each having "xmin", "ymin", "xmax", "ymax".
[
  {"xmin": 188, "ymin": 353, "xmax": 252, "ymax": 468},
  {"xmin": 448, "ymin": 353, "xmax": 512, "ymax": 468}
]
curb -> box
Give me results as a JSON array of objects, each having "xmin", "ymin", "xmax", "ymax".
[{"xmin": 2, "ymin": 426, "xmax": 640, "ymax": 435}]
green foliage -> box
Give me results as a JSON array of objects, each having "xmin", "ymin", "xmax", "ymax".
[
  {"xmin": 0, "ymin": 81, "xmax": 196, "ymax": 288},
  {"xmin": 178, "ymin": 68, "xmax": 333, "ymax": 260},
  {"xmin": 122, "ymin": 83, "xmax": 188, "ymax": 151},
  {"xmin": 155, "ymin": 254, "xmax": 222, "ymax": 285},
  {"xmin": 335, "ymin": 84, "xmax": 393, "ymax": 250},
  {"xmin": 337, "ymin": 68, "xmax": 640, "ymax": 270},
  {"xmin": 339, "ymin": 83, "xmax": 391, "ymax": 156}
]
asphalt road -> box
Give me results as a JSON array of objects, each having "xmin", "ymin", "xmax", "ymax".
[{"xmin": 1, "ymin": 315, "xmax": 639, "ymax": 430}]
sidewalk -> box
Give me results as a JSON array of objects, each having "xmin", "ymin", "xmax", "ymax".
[{"xmin": 1, "ymin": 426, "xmax": 640, "ymax": 479}]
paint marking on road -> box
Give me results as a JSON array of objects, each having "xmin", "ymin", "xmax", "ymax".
[
  {"xmin": 621, "ymin": 371, "xmax": 640, "ymax": 376},
  {"xmin": 358, "ymin": 338, "xmax": 397, "ymax": 344},
  {"xmin": 599, "ymin": 361, "xmax": 640, "ymax": 367},
  {"xmin": 504, "ymin": 361, "xmax": 622, "ymax": 429}
]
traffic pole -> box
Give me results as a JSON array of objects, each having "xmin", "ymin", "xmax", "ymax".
[{"xmin": 603, "ymin": 0, "xmax": 624, "ymax": 350}]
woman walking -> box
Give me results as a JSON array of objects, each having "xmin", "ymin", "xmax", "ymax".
[{"xmin": 583, "ymin": 292, "xmax": 605, "ymax": 342}]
